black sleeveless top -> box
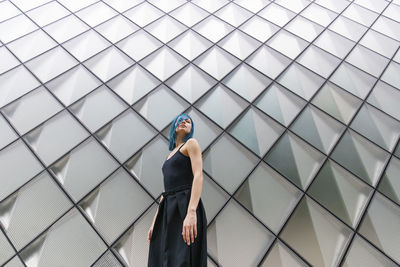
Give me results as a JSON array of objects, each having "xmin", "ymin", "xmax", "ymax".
[{"xmin": 161, "ymin": 141, "xmax": 193, "ymax": 192}]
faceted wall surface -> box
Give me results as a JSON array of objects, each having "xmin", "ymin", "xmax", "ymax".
[{"xmin": 1, "ymin": 0, "xmax": 400, "ymax": 266}]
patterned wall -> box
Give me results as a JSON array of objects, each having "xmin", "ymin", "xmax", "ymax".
[{"xmin": 0, "ymin": 0, "xmax": 400, "ymax": 266}]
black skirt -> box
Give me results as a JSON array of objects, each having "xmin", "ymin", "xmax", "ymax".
[{"xmin": 148, "ymin": 184, "xmax": 207, "ymax": 267}]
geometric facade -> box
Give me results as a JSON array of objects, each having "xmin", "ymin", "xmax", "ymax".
[{"xmin": 0, "ymin": 0, "xmax": 400, "ymax": 266}]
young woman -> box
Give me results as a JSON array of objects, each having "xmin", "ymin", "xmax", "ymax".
[{"xmin": 147, "ymin": 113, "xmax": 207, "ymax": 266}]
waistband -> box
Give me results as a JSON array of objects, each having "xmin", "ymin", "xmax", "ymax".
[{"xmin": 162, "ymin": 184, "xmax": 192, "ymax": 197}]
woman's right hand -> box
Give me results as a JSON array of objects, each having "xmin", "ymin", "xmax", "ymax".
[{"xmin": 147, "ymin": 224, "xmax": 154, "ymax": 243}]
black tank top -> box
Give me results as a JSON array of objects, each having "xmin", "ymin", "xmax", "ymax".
[{"xmin": 162, "ymin": 141, "xmax": 193, "ymax": 192}]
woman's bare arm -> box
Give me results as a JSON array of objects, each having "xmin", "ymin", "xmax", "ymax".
[{"xmin": 186, "ymin": 138, "xmax": 203, "ymax": 214}]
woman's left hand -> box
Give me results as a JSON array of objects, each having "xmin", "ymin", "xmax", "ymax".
[{"xmin": 182, "ymin": 210, "xmax": 197, "ymax": 246}]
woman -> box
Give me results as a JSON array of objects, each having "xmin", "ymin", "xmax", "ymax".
[{"xmin": 147, "ymin": 113, "xmax": 207, "ymax": 267}]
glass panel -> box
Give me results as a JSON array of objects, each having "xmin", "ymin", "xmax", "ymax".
[
  {"xmin": 315, "ymin": 0, "xmax": 350, "ymax": 13},
  {"xmin": 359, "ymin": 192, "xmax": 400, "ymax": 264},
  {"xmin": 0, "ymin": 1, "xmax": 21, "ymax": 22},
  {"xmin": 2, "ymin": 87, "xmax": 63, "ymax": 135},
  {"xmin": 201, "ymin": 173, "xmax": 229, "ymax": 223},
  {"xmin": 367, "ymin": 81, "xmax": 400, "ymax": 121},
  {"xmin": 83, "ymin": 46, "xmax": 134, "ymax": 82},
  {"xmin": 145, "ymin": 15, "xmax": 187, "ymax": 43},
  {"xmin": 280, "ymin": 196, "xmax": 353, "ymax": 267},
  {"xmin": 311, "ymin": 81, "xmax": 362, "ymax": 125},
  {"xmin": 350, "ymin": 104, "xmax": 400, "ymax": 152},
  {"xmin": 214, "ymin": 2, "xmax": 253, "ymax": 27},
  {"xmin": 0, "ymin": 230, "xmax": 14, "ymax": 266},
  {"xmin": 123, "ymin": 2, "xmax": 163, "ymax": 27},
  {"xmin": 222, "ymin": 63, "xmax": 271, "ymax": 102},
  {"xmin": 255, "ymin": 83, "xmax": 307, "ymax": 127},
  {"xmin": 246, "ymin": 45, "xmax": 291, "ymax": 79},
  {"xmin": 26, "ymin": 1, "xmax": 70, "ymax": 27},
  {"xmin": 383, "ymin": 3, "xmax": 400, "ymax": 23},
  {"xmin": 202, "ymin": 133, "xmax": 259, "ymax": 194},
  {"xmin": 330, "ymin": 129, "xmax": 390, "ymax": 187},
  {"xmin": 69, "ymin": 85, "xmax": 127, "ymax": 133},
  {"xmin": 342, "ymin": 3, "xmax": 379, "ymax": 27},
  {"xmin": 192, "ymin": 15, "xmax": 235, "ymax": 43},
  {"xmin": 194, "ymin": 46, "xmax": 241, "ymax": 80},
  {"xmin": 24, "ymin": 110, "xmax": 89, "ymax": 166},
  {"xmin": 46, "ymin": 65, "xmax": 101, "ymax": 107},
  {"xmin": 297, "ymin": 45, "xmax": 341, "ymax": 78},
  {"xmin": 0, "ymin": 46, "xmax": 19, "ymax": 74},
  {"xmin": 168, "ymin": 30, "xmax": 213, "ymax": 61},
  {"xmin": 329, "ymin": 15, "xmax": 368, "ymax": 42},
  {"xmin": 354, "ymin": 0, "xmax": 388, "ymax": 13},
  {"xmin": 63, "ymin": 29, "xmax": 111, "ymax": 62},
  {"xmin": 57, "ymin": 0, "xmax": 97, "ymax": 12},
  {"xmin": 343, "ymin": 234, "xmax": 398, "ymax": 267},
  {"xmin": 95, "ymin": 15, "xmax": 139, "ymax": 44},
  {"xmin": 103, "ymin": 0, "xmax": 142, "ymax": 13},
  {"xmin": 234, "ymin": 0, "xmax": 270, "ymax": 13},
  {"xmin": 20, "ymin": 208, "xmax": 107, "ymax": 266},
  {"xmin": 79, "ymin": 168, "xmax": 153, "ymax": 244},
  {"xmin": 360, "ymin": 29, "xmax": 399, "ymax": 59},
  {"xmin": 0, "ymin": 116, "xmax": 17, "ymax": 149},
  {"xmin": 92, "ymin": 250, "xmax": 122, "ymax": 267},
  {"xmin": 7, "ymin": 29, "xmax": 57, "ymax": 62},
  {"xmin": 116, "ymin": 29, "xmax": 162, "ymax": 62},
  {"xmin": 330, "ymin": 62, "xmax": 376, "ymax": 99},
  {"xmin": 25, "ymin": 46, "xmax": 79, "ymax": 83},
  {"xmin": 3, "ymin": 255, "xmax": 24, "ymax": 267},
  {"xmin": 0, "ymin": 14, "xmax": 37, "ymax": 43},
  {"xmin": 291, "ymin": 105, "xmax": 345, "ymax": 154},
  {"xmin": 276, "ymin": 0, "xmax": 310, "ymax": 13},
  {"xmin": 308, "ymin": 160, "xmax": 373, "ymax": 228},
  {"xmin": 265, "ymin": 131, "xmax": 325, "ymax": 190},
  {"xmin": 277, "ymin": 62, "xmax": 325, "ymax": 100},
  {"xmin": 107, "ymin": 64, "xmax": 159, "ymax": 105},
  {"xmin": 170, "ymin": 2, "xmax": 209, "ymax": 27},
  {"xmin": 141, "ymin": 46, "xmax": 188, "ymax": 81},
  {"xmin": 191, "ymin": 0, "xmax": 229, "ymax": 13},
  {"xmin": 43, "ymin": 14, "xmax": 89, "ymax": 44},
  {"xmin": 218, "ymin": 29, "xmax": 261, "ymax": 60},
  {"xmin": 124, "ymin": 137, "xmax": 167, "ymax": 197},
  {"xmin": 147, "ymin": 0, "xmax": 186, "ymax": 13},
  {"xmin": 314, "ymin": 29, "xmax": 355, "ymax": 59},
  {"xmin": 286, "ymin": 15, "xmax": 324, "ymax": 42},
  {"xmin": 75, "ymin": 1, "xmax": 118, "ymax": 27},
  {"xmin": 132, "ymin": 85, "xmax": 189, "ymax": 131},
  {"xmin": 301, "ymin": 3, "xmax": 337, "ymax": 27},
  {"xmin": 345, "ymin": 45, "xmax": 390, "ymax": 78},
  {"xmin": 258, "ymin": 3, "xmax": 296, "ymax": 27},
  {"xmin": 381, "ymin": 61, "xmax": 400, "ymax": 90},
  {"xmin": 239, "ymin": 15, "xmax": 279, "ymax": 42},
  {"xmin": 261, "ymin": 240, "xmax": 308, "ymax": 267},
  {"xmin": 0, "ymin": 65, "xmax": 40, "ymax": 108},
  {"xmin": 12, "ymin": 0, "xmax": 55, "ymax": 12},
  {"xmin": 165, "ymin": 64, "xmax": 216, "ymax": 104},
  {"xmin": 234, "ymin": 162, "xmax": 302, "ymax": 233},
  {"xmin": 195, "ymin": 84, "xmax": 248, "ymax": 129},
  {"xmin": 0, "ymin": 139, "xmax": 42, "ymax": 201},
  {"xmin": 378, "ymin": 156, "xmax": 400, "ymax": 206},
  {"xmin": 228, "ymin": 107, "xmax": 284, "ymax": 157},
  {"xmin": 0, "ymin": 171, "xmax": 71, "ymax": 249},
  {"xmin": 95, "ymin": 109, "xmax": 157, "ymax": 163},
  {"xmin": 49, "ymin": 137, "xmax": 119, "ymax": 202},
  {"xmin": 267, "ymin": 30, "xmax": 308, "ymax": 60},
  {"xmin": 207, "ymin": 199, "xmax": 274, "ymax": 266},
  {"xmin": 113, "ymin": 203, "xmax": 156, "ymax": 266}
]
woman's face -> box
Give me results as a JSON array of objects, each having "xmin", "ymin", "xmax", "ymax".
[{"xmin": 176, "ymin": 118, "xmax": 192, "ymax": 134}]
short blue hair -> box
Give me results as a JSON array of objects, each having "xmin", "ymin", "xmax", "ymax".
[{"xmin": 168, "ymin": 113, "xmax": 194, "ymax": 151}]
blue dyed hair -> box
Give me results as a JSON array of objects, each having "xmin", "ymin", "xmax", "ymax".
[{"xmin": 168, "ymin": 113, "xmax": 194, "ymax": 151}]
